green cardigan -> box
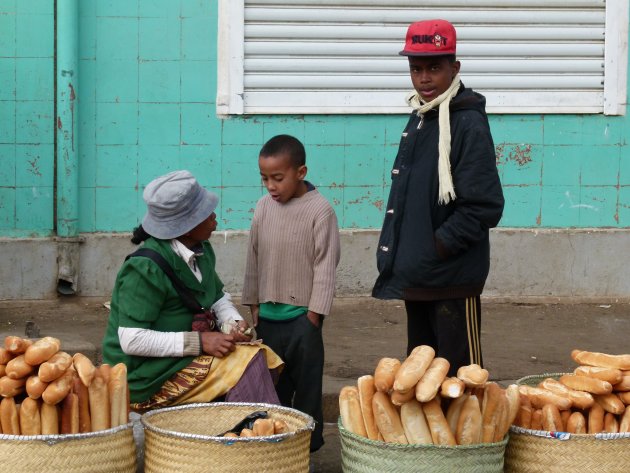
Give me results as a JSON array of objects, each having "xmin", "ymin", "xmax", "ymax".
[{"xmin": 102, "ymin": 238, "xmax": 224, "ymax": 403}]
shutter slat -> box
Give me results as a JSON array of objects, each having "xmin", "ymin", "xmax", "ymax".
[
  {"xmin": 245, "ymin": 9, "xmax": 605, "ymax": 25},
  {"xmin": 245, "ymin": 42, "xmax": 605, "ymax": 57},
  {"xmin": 247, "ymin": 0, "xmax": 604, "ymax": 7},
  {"xmin": 244, "ymin": 74, "xmax": 604, "ymax": 90},
  {"xmin": 245, "ymin": 59, "xmax": 604, "ymax": 74},
  {"xmin": 243, "ymin": 90, "xmax": 604, "ymax": 114},
  {"xmin": 245, "ymin": 25, "xmax": 605, "ymax": 41}
]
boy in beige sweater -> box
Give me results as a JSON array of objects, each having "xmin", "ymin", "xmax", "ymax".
[{"xmin": 242, "ymin": 134, "xmax": 340, "ymax": 451}]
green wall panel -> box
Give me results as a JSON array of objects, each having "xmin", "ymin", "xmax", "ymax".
[{"xmin": 0, "ymin": 2, "xmax": 54, "ymax": 237}]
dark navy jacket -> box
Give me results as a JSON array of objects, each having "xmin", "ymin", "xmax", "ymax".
[{"xmin": 372, "ymin": 85, "xmax": 504, "ymax": 301}]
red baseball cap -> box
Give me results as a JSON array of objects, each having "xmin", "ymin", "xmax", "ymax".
[{"xmin": 399, "ymin": 19, "xmax": 457, "ymax": 56}]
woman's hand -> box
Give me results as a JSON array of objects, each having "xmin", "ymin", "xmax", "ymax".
[
  {"xmin": 200, "ymin": 332, "xmax": 236, "ymax": 357},
  {"xmin": 233, "ymin": 320, "xmax": 253, "ymax": 342}
]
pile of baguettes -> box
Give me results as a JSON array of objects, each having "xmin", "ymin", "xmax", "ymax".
[
  {"xmin": 513, "ymin": 349, "xmax": 630, "ymax": 434},
  {"xmin": 339, "ymin": 345, "xmax": 520, "ymax": 446},
  {"xmin": 0, "ymin": 335, "xmax": 128, "ymax": 436}
]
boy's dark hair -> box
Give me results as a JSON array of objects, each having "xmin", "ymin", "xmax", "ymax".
[{"xmin": 259, "ymin": 134, "xmax": 306, "ymax": 167}]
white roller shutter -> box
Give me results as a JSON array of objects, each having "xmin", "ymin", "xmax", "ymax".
[{"xmin": 217, "ymin": 0, "xmax": 628, "ymax": 115}]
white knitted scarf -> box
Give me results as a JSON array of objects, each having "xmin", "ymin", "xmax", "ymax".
[{"xmin": 406, "ymin": 74, "xmax": 461, "ymax": 205}]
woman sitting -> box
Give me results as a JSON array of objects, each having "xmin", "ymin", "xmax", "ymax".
[{"xmin": 102, "ymin": 170, "xmax": 283, "ymax": 410}]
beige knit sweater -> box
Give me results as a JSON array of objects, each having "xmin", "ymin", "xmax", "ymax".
[{"xmin": 241, "ymin": 189, "xmax": 340, "ymax": 316}]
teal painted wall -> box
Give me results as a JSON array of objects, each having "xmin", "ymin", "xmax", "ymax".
[
  {"xmin": 0, "ymin": 0, "xmax": 629, "ymax": 237},
  {"xmin": 0, "ymin": 0, "xmax": 55, "ymax": 237}
]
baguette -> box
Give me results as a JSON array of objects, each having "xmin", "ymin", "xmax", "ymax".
[
  {"xmin": 501, "ymin": 384, "xmax": 521, "ymax": 436},
  {"xmin": 446, "ymin": 392, "xmax": 469, "ymax": 434},
  {"xmin": 0, "ymin": 396, "xmax": 20, "ymax": 435},
  {"xmin": 24, "ymin": 337, "xmax": 60, "ymax": 365},
  {"xmin": 5, "ymin": 336, "xmax": 33, "ymax": 354},
  {"xmin": 109, "ymin": 363, "xmax": 128, "ymax": 427},
  {"xmin": 41, "ymin": 402, "xmax": 59, "ymax": 435},
  {"xmin": 339, "ymin": 386, "xmax": 367, "ymax": 437},
  {"xmin": 415, "ymin": 357, "xmax": 450, "ymax": 402},
  {"xmin": 574, "ymin": 365, "xmax": 622, "ymax": 385},
  {"xmin": 514, "ymin": 394, "xmax": 532, "ymax": 429},
  {"xmin": 372, "ymin": 391, "xmax": 407, "ymax": 444},
  {"xmin": 374, "ymin": 358, "xmax": 401, "ymax": 393},
  {"xmin": 538, "ymin": 377, "xmax": 594, "ymax": 409},
  {"xmin": 98, "ymin": 364, "xmax": 111, "ymax": 384},
  {"xmin": 566, "ymin": 411, "xmax": 587, "ymax": 434},
  {"xmin": 252, "ymin": 418, "xmax": 275, "ymax": 436},
  {"xmin": 393, "ymin": 345, "xmax": 434, "ymax": 394},
  {"xmin": 618, "ymin": 392, "xmax": 630, "ymax": 404},
  {"xmin": 6, "ymin": 354, "xmax": 36, "ymax": 379},
  {"xmin": 88, "ymin": 374, "xmax": 110, "ymax": 431},
  {"xmin": 559, "ymin": 374, "xmax": 612, "ymax": 395},
  {"xmin": 391, "ymin": 385, "xmax": 416, "ymax": 406},
  {"xmin": 493, "ymin": 391, "xmax": 510, "ymax": 442},
  {"xmin": 456, "ymin": 394, "xmax": 483, "ymax": 445},
  {"xmin": 273, "ymin": 419, "xmax": 290, "ymax": 435},
  {"xmin": 357, "ymin": 375, "xmax": 378, "ymax": 440},
  {"xmin": 26, "ymin": 375, "xmax": 48, "ymax": 399},
  {"xmin": 42, "ymin": 368, "xmax": 74, "ymax": 405},
  {"xmin": 73, "ymin": 377, "xmax": 91, "ymax": 433},
  {"xmin": 619, "ymin": 406, "xmax": 630, "ymax": 433},
  {"xmin": 572, "ymin": 349, "xmax": 630, "ymax": 371},
  {"xmin": 0, "ymin": 375, "xmax": 26, "ymax": 397},
  {"xmin": 604, "ymin": 412, "xmax": 619, "ymax": 433},
  {"xmin": 613, "ymin": 376, "xmax": 630, "ymax": 392},
  {"xmin": 423, "ymin": 397, "xmax": 456, "ymax": 446},
  {"xmin": 73, "ymin": 353, "xmax": 96, "ymax": 387},
  {"xmin": 440, "ymin": 377, "xmax": 465, "ymax": 399},
  {"xmin": 560, "ymin": 409, "xmax": 571, "ymax": 430},
  {"xmin": 541, "ymin": 403, "xmax": 563, "ymax": 432},
  {"xmin": 19, "ymin": 397, "xmax": 41, "ymax": 435},
  {"xmin": 588, "ymin": 402, "xmax": 605, "ymax": 433},
  {"xmin": 400, "ymin": 400, "xmax": 432, "ymax": 444},
  {"xmin": 594, "ymin": 393, "xmax": 625, "ymax": 415},
  {"xmin": 481, "ymin": 383, "xmax": 504, "ymax": 442},
  {"xmin": 457, "ymin": 364, "xmax": 489, "ymax": 388},
  {"xmin": 0, "ymin": 347, "xmax": 13, "ymax": 364},
  {"xmin": 518, "ymin": 385, "xmax": 572, "ymax": 410},
  {"xmin": 530, "ymin": 409, "xmax": 543, "ymax": 430},
  {"xmin": 472, "ymin": 386, "xmax": 485, "ymax": 410},
  {"xmin": 240, "ymin": 428, "xmax": 254, "ymax": 437},
  {"xmin": 38, "ymin": 351, "xmax": 72, "ymax": 383}
]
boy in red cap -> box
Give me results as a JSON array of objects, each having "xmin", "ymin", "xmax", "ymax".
[{"xmin": 372, "ymin": 19, "xmax": 504, "ymax": 376}]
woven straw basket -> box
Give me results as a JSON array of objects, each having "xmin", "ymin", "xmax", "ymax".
[
  {"xmin": 141, "ymin": 402, "xmax": 314, "ymax": 473},
  {"xmin": 504, "ymin": 373, "xmax": 630, "ymax": 473},
  {"xmin": 339, "ymin": 418, "xmax": 507, "ymax": 473},
  {"xmin": 0, "ymin": 423, "xmax": 137, "ymax": 473}
]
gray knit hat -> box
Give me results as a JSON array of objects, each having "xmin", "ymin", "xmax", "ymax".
[{"xmin": 142, "ymin": 170, "xmax": 219, "ymax": 239}]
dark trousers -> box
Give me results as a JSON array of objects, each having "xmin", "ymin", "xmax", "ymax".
[
  {"xmin": 405, "ymin": 296, "xmax": 482, "ymax": 377},
  {"xmin": 256, "ymin": 314, "xmax": 325, "ymax": 452}
]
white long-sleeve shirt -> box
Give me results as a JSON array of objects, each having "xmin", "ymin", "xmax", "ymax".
[{"xmin": 118, "ymin": 240, "xmax": 243, "ymax": 357}]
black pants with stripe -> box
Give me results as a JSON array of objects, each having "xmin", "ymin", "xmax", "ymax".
[{"xmin": 404, "ymin": 297, "xmax": 482, "ymax": 377}]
